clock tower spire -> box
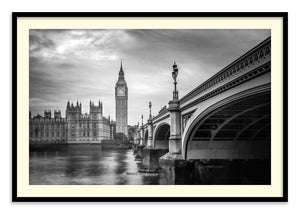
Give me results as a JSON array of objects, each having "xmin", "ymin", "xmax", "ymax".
[
  {"xmin": 115, "ymin": 60, "xmax": 128, "ymax": 137},
  {"xmin": 119, "ymin": 59, "xmax": 124, "ymax": 79}
]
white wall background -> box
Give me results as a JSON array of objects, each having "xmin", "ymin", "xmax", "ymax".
[{"xmin": 1, "ymin": 0, "xmax": 297, "ymax": 213}]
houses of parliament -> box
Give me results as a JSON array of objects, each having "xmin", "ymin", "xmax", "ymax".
[{"xmin": 29, "ymin": 62, "xmax": 128, "ymax": 144}]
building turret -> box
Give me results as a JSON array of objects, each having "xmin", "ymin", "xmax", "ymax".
[
  {"xmin": 66, "ymin": 101, "xmax": 81, "ymax": 120},
  {"xmin": 89, "ymin": 100, "xmax": 102, "ymax": 120},
  {"xmin": 44, "ymin": 110, "xmax": 51, "ymax": 119},
  {"xmin": 54, "ymin": 110, "xmax": 61, "ymax": 119}
]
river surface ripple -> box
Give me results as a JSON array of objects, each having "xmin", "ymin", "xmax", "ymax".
[{"xmin": 29, "ymin": 145, "xmax": 159, "ymax": 185}]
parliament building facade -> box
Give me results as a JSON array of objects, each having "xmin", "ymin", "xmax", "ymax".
[{"xmin": 29, "ymin": 101, "xmax": 115, "ymax": 144}]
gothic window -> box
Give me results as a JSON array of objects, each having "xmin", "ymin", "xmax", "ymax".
[{"xmin": 93, "ymin": 131, "xmax": 97, "ymax": 137}]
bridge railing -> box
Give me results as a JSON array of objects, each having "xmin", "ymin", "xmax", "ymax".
[
  {"xmin": 151, "ymin": 107, "xmax": 169, "ymax": 123},
  {"xmin": 179, "ymin": 37, "xmax": 271, "ymax": 106}
]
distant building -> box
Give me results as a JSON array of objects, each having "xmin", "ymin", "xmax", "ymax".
[
  {"xmin": 109, "ymin": 119, "xmax": 116, "ymax": 140},
  {"xmin": 29, "ymin": 101, "xmax": 114, "ymax": 144}
]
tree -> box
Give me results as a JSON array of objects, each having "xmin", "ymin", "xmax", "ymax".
[
  {"xmin": 114, "ymin": 132, "xmax": 129, "ymax": 143},
  {"xmin": 127, "ymin": 125, "xmax": 137, "ymax": 142}
]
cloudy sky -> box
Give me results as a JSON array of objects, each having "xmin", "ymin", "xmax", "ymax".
[{"xmin": 29, "ymin": 29, "xmax": 270, "ymax": 125}]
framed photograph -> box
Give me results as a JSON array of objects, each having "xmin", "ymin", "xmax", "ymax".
[{"xmin": 12, "ymin": 12, "xmax": 288, "ymax": 202}]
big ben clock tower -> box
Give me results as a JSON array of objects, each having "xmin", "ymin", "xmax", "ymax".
[{"xmin": 115, "ymin": 61, "xmax": 128, "ymax": 136}]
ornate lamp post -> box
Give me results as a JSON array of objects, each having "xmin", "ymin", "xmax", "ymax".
[
  {"xmin": 140, "ymin": 114, "xmax": 144, "ymax": 146},
  {"xmin": 158, "ymin": 62, "xmax": 185, "ymax": 184},
  {"xmin": 167, "ymin": 62, "xmax": 181, "ymax": 154},
  {"xmin": 135, "ymin": 122, "xmax": 140, "ymax": 145},
  {"xmin": 149, "ymin": 101, "xmax": 152, "ymax": 119},
  {"xmin": 172, "ymin": 62, "xmax": 179, "ymax": 100},
  {"xmin": 147, "ymin": 101, "xmax": 153, "ymax": 148},
  {"xmin": 160, "ymin": 62, "xmax": 183, "ymax": 156}
]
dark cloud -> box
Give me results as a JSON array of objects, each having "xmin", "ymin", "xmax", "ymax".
[
  {"xmin": 123, "ymin": 29, "xmax": 270, "ymax": 68},
  {"xmin": 29, "ymin": 33, "xmax": 56, "ymax": 53}
]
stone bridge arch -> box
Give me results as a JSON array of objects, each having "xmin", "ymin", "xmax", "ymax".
[
  {"xmin": 153, "ymin": 122, "xmax": 170, "ymax": 150},
  {"xmin": 182, "ymin": 85, "xmax": 271, "ymax": 160}
]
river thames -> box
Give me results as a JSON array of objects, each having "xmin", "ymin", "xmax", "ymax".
[{"xmin": 29, "ymin": 145, "xmax": 159, "ymax": 185}]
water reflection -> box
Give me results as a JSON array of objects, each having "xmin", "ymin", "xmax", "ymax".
[{"xmin": 29, "ymin": 145, "xmax": 159, "ymax": 185}]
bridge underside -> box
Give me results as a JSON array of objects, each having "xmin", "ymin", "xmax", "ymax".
[
  {"xmin": 154, "ymin": 124, "xmax": 170, "ymax": 150},
  {"xmin": 183, "ymin": 91, "xmax": 271, "ymax": 184},
  {"xmin": 186, "ymin": 91, "xmax": 271, "ymax": 160}
]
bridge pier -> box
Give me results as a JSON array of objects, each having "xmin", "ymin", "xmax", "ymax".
[
  {"xmin": 159, "ymin": 99, "xmax": 192, "ymax": 184},
  {"xmin": 141, "ymin": 117, "xmax": 155, "ymax": 171},
  {"xmin": 132, "ymin": 143, "xmax": 138, "ymax": 153},
  {"xmin": 159, "ymin": 153, "xmax": 194, "ymax": 184},
  {"xmin": 141, "ymin": 113, "xmax": 169, "ymax": 172},
  {"xmin": 135, "ymin": 119, "xmax": 145, "ymax": 160},
  {"xmin": 135, "ymin": 145, "xmax": 145, "ymax": 160},
  {"xmin": 142, "ymin": 147, "xmax": 168, "ymax": 172}
]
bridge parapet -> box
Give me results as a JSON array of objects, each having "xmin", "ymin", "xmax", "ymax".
[
  {"xmin": 142, "ymin": 123, "xmax": 148, "ymax": 130},
  {"xmin": 180, "ymin": 37, "xmax": 271, "ymax": 110},
  {"xmin": 151, "ymin": 107, "xmax": 169, "ymax": 124},
  {"xmin": 158, "ymin": 106, "xmax": 167, "ymax": 114}
]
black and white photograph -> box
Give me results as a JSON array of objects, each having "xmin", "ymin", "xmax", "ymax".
[
  {"xmin": 11, "ymin": 12, "xmax": 288, "ymax": 203},
  {"xmin": 28, "ymin": 28, "xmax": 272, "ymax": 185}
]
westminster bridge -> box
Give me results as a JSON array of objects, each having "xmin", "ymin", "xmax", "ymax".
[{"xmin": 133, "ymin": 37, "xmax": 271, "ymax": 184}]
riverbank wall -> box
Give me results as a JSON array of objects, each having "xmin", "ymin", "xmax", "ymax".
[{"xmin": 30, "ymin": 140, "xmax": 132, "ymax": 151}]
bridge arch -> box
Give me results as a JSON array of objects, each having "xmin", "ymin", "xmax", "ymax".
[
  {"xmin": 153, "ymin": 122, "xmax": 170, "ymax": 150},
  {"xmin": 182, "ymin": 85, "xmax": 271, "ymax": 160}
]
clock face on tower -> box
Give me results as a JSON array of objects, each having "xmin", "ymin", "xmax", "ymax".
[{"xmin": 117, "ymin": 87, "xmax": 125, "ymax": 96}]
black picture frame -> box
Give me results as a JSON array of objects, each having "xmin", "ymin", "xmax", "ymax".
[{"xmin": 12, "ymin": 12, "xmax": 288, "ymax": 202}]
